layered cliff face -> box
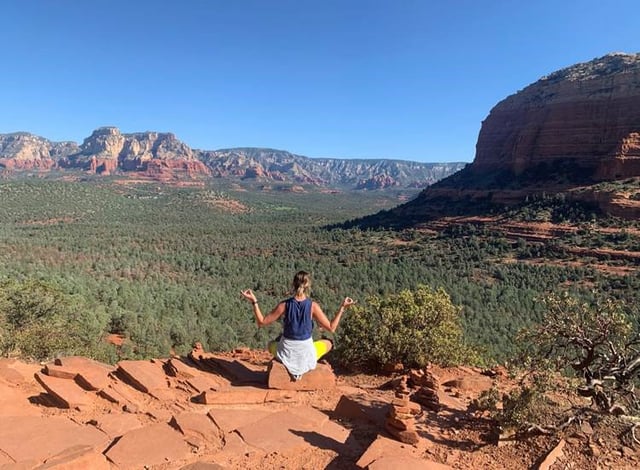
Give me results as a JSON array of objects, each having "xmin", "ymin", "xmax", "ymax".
[
  {"xmin": 473, "ymin": 52, "xmax": 640, "ymax": 180},
  {"xmin": 0, "ymin": 133, "xmax": 78, "ymax": 170},
  {"xmin": 0, "ymin": 128, "xmax": 465, "ymax": 188},
  {"xmin": 65, "ymin": 127, "xmax": 208, "ymax": 176},
  {"xmin": 354, "ymin": 52, "xmax": 640, "ymax": 225},
  {"xmin": 200, "ymin": 148, "xmax": 464, "ymax": 188}
]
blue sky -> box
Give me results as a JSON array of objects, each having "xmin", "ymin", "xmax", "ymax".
[{"xmin": 1, "ymin": 1, "xmax": 638, "ymax": 162}]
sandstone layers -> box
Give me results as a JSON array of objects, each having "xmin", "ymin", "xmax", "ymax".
[
  {"xmin": 369, "ymin": 52, "xmax": 640, "ymax": 224},
  {"xmin": 473, "ymin": 52, "xmax": 640, "ymax": 180},
  {"xmin": 0, "ymin": 128, "xmax": 465, "ymax": 189}
]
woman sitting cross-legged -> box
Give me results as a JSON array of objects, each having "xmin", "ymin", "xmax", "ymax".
[{"xmin": 241, "ymin": 270, "xmax": 356, "ymax": 380}]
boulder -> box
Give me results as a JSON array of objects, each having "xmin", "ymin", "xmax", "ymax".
[{"xmin": 267, "ymin": 360, "xmax": 336, "ymax": 390}]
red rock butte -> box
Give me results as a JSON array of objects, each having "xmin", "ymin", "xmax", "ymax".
[{"xmin": 473, "ymin": 52, "xmax": 640, "ymax": 180}]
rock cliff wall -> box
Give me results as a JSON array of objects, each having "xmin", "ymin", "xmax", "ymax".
[
  {"xmin": 64, "ymin": 127, "xmax": 208, "ymax": 176},
  {"xmin": 473, "ymin": 52, "xmax": 640, "ymax": 180},
  {"xmin": 0, "ymin": 129, "xmax": 465, "ymax": 188},
  {"xmin": 0, "ymin": 133, "xmax": 78, "ymax": 170}
]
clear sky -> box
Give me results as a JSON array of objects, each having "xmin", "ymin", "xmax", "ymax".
[{"xmin": 1, "ymin": 1, "xmax": 638, "ymax": 162}]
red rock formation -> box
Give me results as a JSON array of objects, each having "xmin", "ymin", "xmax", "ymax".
[{"xmin": 473, "ymin": 53, "xmax": 640, "ymax": 180}]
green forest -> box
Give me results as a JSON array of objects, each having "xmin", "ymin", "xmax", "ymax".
[{"xmin": 0, "ymin": 176, "xmax": 638, "ymax": 365}]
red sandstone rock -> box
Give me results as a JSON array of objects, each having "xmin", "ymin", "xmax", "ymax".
[
  {"xmin": 0, "ymin": 416, "xmax": 109, "ymax": 463},
  {"xmin": 199, "ymin": 387, "xmax": 268, "ymax": 405},
  {"xmin": 212, "ymin": 431, "xmax": 257, "ymax": 462},
  {"xmin": 167, "ymin": 357, "xmax": 202, "ymax": 378},
  {"xmin": 37, "ymin": 444, "xmax": 111, "ymax": 470},
  {"xmin": 204, "ymin": 356, "xmax": 267, "ymax": 385},
  {"xmin": 171, "ymin": 412, "xmax": 223, "ymax": 449},
  {"xmin": 0, "ymin": 358, "xmax": 39, "ymax": 385},
  {"xmin": 104, "ymin": 423, "xmax": 191, "ymax": 468},
  {"xmin": 369, "ymin": 456, "xmax": 452, "ymax": 470},
  {"xmin": 185, "ymin": 374, "xmax": 229, "ymax": 393},
  {"xmin": 178, "ymin": 462, "xmax": 226, "ymax": 470},
  {"xmin": 236, "ymin": 407, "xmax": 350, "ymax": 454},
  {"xmin": 384, "ymin": 420, "xmax": 420, "ymax": 445},
  {"xmin": 34, "ymin": 372, "xmax": 95, "ymax": 409},
  {"xmin": 538, "ymin": 439, "xmax": 566, "ymax": 470},
  {"xmin": 333, "ymin": 394, "xmax": 390, "ymax": 425},
  {"xmin": 265, "ymin": 389, "xmax": 299, "ymax": 403},
  {"xmin": 43, "ymin": 364, "xmax": 77, "ymax": 380},
  {"xmin": 208, "ymin": 408, "xmax": 274, "ymax": 433},
  {"xmin": 267, "ymin": 360, "xmax": 336, "ymax": 390},
  {"xmin": 473, "ymin": 53, "xmax": 640, "ymax": 179},
  {"xmin": 0, "ymin": 381, "xmax": 41, "ymax": 417},
  {"xmin": 54, "ymin": 356, "xmax": 114, "ymax": 391},
  {"xmin": 98, "ymin": 379, "xmax": 144, "ymax": 408},
  {"xmin": 90, "ymin": 413, "xmax": 144, "ymax": 439},
  {"xmin": 356, "ymin": 435, "xmax": 422, "ymax": 468},
  {"xmin": 116, "ymin": 359, "xmax": 170, "ymax": 397}
]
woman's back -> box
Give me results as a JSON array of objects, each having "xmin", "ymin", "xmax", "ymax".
[{"xmin": 282, "ymin": 297, "xmax": 313, "ymax": 340}]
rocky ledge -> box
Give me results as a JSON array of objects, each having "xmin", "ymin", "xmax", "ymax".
[{"xmin": 4, "ymin": 344, "xmax": 610, "ymax": 469}]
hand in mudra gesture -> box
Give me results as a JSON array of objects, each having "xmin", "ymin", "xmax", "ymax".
[{"xmin": 341, "ymin": 297, "xmax": 356, "ymax": 308}]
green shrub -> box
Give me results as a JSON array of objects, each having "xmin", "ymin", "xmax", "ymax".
[
  {"xmin": 336, "ymin": 285, "xmax": 478, "ymax": 370},
  {"xmin": 0, "ymin": 279, "xmax": 111, "ymax": 361}
]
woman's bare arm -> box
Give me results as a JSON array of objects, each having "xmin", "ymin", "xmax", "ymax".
[
  {"xmin": 241, "ymin": 289, "xmax": 285, "ymax": 327},
  {"xmin": 312, "ymin": 297, "xmax": 356, "ymax": 333}
]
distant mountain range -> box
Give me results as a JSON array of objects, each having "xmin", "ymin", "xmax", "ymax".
[{"xmin": 0, "ymin": 128, "xmax": 466, "ymax": 190}]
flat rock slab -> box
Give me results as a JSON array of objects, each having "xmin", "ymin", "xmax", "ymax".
[
  {"xmin": 236, "ymin": 406, "xmax": 350, "ymax": 454},
  {"xmin": 208, "ymin": 407, "xmax": 274, "ymax": 433},
  {"xmin": 356, "ymin": 435, "xmax": 422, "ymax": 468},
  {"xmin": 104, "ymin": 423, "xmax": 191, "ymax": 468},
  {"xmin": 267, "ymin": 360, "xmax": 336, "ymax": 390},
  {"xmin": 186, "ymin": 374, "xmax": 229, "ymax": 393},
  {"xmin": 368, "ymin": 456, "xmax": 453, "ymax": 470},
  {"xmin": 334, "ymin": 394, "xmax": 390, "ymax": 426},
  {"xmin": 91, "ymin": 413, "xmax": 144, "ymax": 439},
  {"xmin": 37, "ymin": 444, "xmax": 111, "ymax": 470},
  {"xmin": 200, "ymin": 387, "xmax": 268, "ymax": 405},
  {"xmin": 116, "ymin": 359, "xmax": 170, "ymax": 396},
  {"xmin": 200, "ymin": 387, "xmax": 299, "ymax": 405},
  {"xmin": 34, "ymin": 373, "xmax": 95, "ymax": 409},
  {"xmin": 53, "ymin": 356, "xmax": 114, "ymax": 391},
  {"xmin": 0, "ymin": 382, "xmax": 41, "ymax": 417},
  {"xmin": 167, "ymin": 357, "xmax": 203, "ymax": 378},
  {"xmin": 98, "ymin": 379, "xmax": 146, "ymax": 409},
  {"xmin": 437, "ymin": 390, "xmax": 467, "ymax": 412},
  {"xmin": 179, "ymin": 463, "xmax": 226, "ymax": 470},
  {"xmin": 0, "ymin": 416, "xmax": 109, "ymax": 463},
  {"xmin": 171, "ymin": 412, "xmax": 223, "ymax": 448},
  {"xmin": 0, "ymin": 359, "xmax": 39, "ymax": 386},
  {"xmin": 191, "ymin": 354, "xmax": 267, "ymax": 385}
]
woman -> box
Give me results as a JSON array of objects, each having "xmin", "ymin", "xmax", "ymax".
[{"xmin": 241, "ymin": 271, "xmax": 356, "ymax": 379}]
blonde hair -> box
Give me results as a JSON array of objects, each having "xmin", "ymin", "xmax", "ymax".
[{"xmin": 292, "ymin": 271, "xmax": 311, "ymax": 297}]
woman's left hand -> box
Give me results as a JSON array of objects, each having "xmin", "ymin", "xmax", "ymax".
[
  {"xmin": 241, "ymin": 289, "xmax": 257, "ymax": 303},
  {"xmin": 342, "ymin": 297, "xmax": 357, "ymax": 308}
]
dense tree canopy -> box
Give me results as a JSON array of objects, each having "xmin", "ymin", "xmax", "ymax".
[{"xmin": 0, "ymin": 177, "xmax": 638, "ymax": 364}]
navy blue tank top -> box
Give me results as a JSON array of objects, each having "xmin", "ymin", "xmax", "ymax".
[{"xmin": 282, "ymin": 297, "xmax": 313, "ymax": 340}]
